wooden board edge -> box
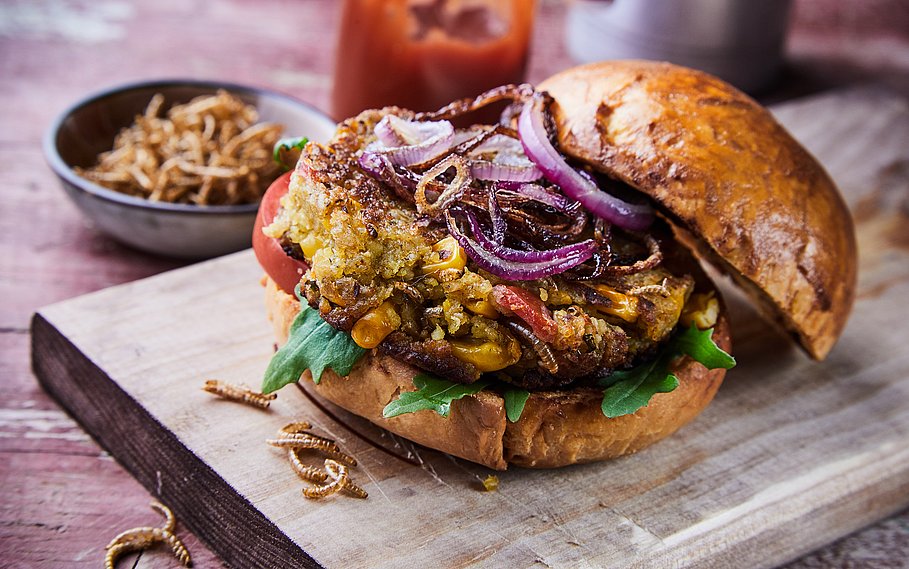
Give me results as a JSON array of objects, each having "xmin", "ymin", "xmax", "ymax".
[{"xmin": 29, "ymin": 311, "xmax": 322, "ymax": 569}]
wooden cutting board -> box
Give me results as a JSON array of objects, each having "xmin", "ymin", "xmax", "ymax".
[{"xmin": 32, "ymin": 87, "xmax": 909, "ymax": 569}]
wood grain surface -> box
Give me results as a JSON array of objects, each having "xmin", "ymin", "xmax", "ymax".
[
  {"xmin": 30, "ymin": 87, "xmax": 909, "ymax": 568},
  {"xmin": 3, "ymin": 0, "xmax": 909, "ymax": 567}
]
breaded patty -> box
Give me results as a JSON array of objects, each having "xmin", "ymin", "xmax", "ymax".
[{"xmin": 266, "ymin": 108, "xmax": 697, "ymax": 388}]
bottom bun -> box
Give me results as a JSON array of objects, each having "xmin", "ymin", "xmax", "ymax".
[{"xmin": 264, "ymin": 277, "xmax": 730, "ymax": 470}]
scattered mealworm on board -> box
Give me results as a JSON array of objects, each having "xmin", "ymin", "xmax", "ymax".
[
  {"xmin": 203, "ymin": 379, "xmax": 276, "ymax": 409},
  {"xmin": 303, "ymin": 460, "xmax": 351, "ymax": 499},
  {"xmin": 288, "ymin": 448, "xmax": 331, "ymax": 483},
  {"xmin": 266, "ymin": 436, "xmax": 357, "ymax": 466},
  {"xmin": 280, "ymin": 421, "xmax": 313, "ymax": 434},
  {"xmin": 272, "ymin": 421, "xmax": 367, "ymax": 499},
  {"xmin": 324, "ymin": 459, "xmax": 369, "ymax": 499}
]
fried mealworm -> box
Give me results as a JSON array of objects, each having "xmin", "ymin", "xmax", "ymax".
[
  {"xmin": 106, "ymin": 526, "xmax": 158, "ymax": 550},
  {"xmin": 268, "ymin": 437, "xmax": 358, "ymax": 466},
  {"xmin": 203, "ymin": 379, "xmax": 276, "ymax": 409},
  {"xmin": 161, "ymin": 530, "xmax": 192, "ymax": 567},
  {"xmin": 303, "ymin": 460, "xmax": 351, "ymax": 499},
  {"xmin": 276, "ymin": 431, "xmax": 336, "ymax": 445},
  {"xmin": 324, "ymin": 459, "xmax": 369, "ymax": 499},
  {"xmin": 105, "ymin": 526, "xmax": 191, "ymax": 568},
  {"xmin": 288, "ymin": 448, "xmax": 330, "ymax": 483},
  {"xmin": 279, "ymin": 421, "xmax": 313, "ymax": 434},
  {"xmin": 151, "ymin": 499, "xmax": 175, "ymax": 534},
  {"xmin": 626, "ymin": 278, "xmax": 672, "ymax": 298},
  {"xmin": 105, "ymin": 502, "xmax": 191, "ymax": 568},
  {"xmin": 266, "ymin": 436, "xmax": 338, "ymax": 450},
  {"xmin": 106, "ymin": 541, "xmax": 146, "ymax": 569}
]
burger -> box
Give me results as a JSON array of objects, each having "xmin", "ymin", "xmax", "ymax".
[{"xmin": 252, "ymin": 61, "xmax": 857, "ymax": 470}]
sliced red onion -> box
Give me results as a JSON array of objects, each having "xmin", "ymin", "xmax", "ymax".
[
  {"xmin": 446, "ymin": 207, "xmax": 597, "ymax": 281},
  {"xmin": 517, "ymin": 93, "xmax": 654, "ymax": 231},
  {"xmin": 372, "ymin": 115, "xmax": 454, "ymax": 167},
  {"xmin": 499, "ymin": 102, "xmax": 524, "ymax": 128},
  {"xmin": 485, "ymin": 185, "xmax": 506, "ymax": 244},
  {"xmin": 415, "ymin": 154, "xmax": 472, "ymax": 216},
  {"xmin": 469, "ymin": 134, "xmax": 542, "ymax": 182},
  {"xmin": 358, "ymin": 151, "xmax": 418, "ymax": 203}
]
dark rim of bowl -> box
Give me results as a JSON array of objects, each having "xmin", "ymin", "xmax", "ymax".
[{"xmin": 43, "ymin": 78, "xmax": 335, "ymax": 215}]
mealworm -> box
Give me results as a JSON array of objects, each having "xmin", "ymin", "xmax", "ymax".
[
  {"xmin": 203, "ymin": 379, "xmax": 276, "ymax": 409},
  {"xmin": 105, "ymin": 502, "xmax": 192, "ymax": 568},
  {"xmin": 293, "ymin": 438, "xmax": 358, "ymax": 467},
  {"xmin": 151, "ymin": 500, "xmax": 175, "ymax": 534},
  {"xmin": 288, "ymin": 448, "xmax": 330, "ymax": 483},
  {"xmin": 303, "ymin": 461, "xmax": 350, "ymax": 499},
  {"xmin": 324, "ymin": 459, "xmax": 369, "ymax": 499},
  {"xmin": 105, "ymin": 527, "xmax": 191, "ymax": 568},
  {"xmin": 280, "ymin": 421, "xmax": 313, "ymax": 434},
  {"xmin": 105, "ymin": 541, "xmax": 145, "ymax": 569},
  {"xmin": 626, "ymin": 279, "xmax": 672, "ymax": 298},
  {"xmin": 161, "ymin": 530, "xmax": 193, "ymax": 567},
  {"xmin": 106, "ymin": 526, "xmax": 158, "ymax": 550},
  {"xmin": 277, "ymin": 431, "xmax": 336, "ymax": 445},
  {"xmin": 266, "ymin": 436, "xmax": 339, "ymax": 451}
]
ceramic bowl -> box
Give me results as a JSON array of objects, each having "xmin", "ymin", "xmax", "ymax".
[{"xmin": 44, "ymin": 79, "xmax": 337, "ymax": 259}]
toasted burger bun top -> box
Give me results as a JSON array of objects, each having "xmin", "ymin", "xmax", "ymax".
[{"xmin": 539, "ymin": 60, "xmax": 857, "ymax": 359}]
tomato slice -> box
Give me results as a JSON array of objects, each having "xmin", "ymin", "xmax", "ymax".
[
  {"xmin": 253, "ymin": 171, "xmax": 309, "ymax": 296},
  {"xmin": 490, "ymin": 285, "xmax": 558, "ymax": 343}
]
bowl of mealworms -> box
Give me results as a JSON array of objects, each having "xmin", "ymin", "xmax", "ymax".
[{"xmin": 44, "ymin": 79, "xmax": 337, "ymax": 259}]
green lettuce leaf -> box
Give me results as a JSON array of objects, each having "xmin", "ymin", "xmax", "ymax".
[
  {"xmin": 261, "ymin": 303, "xmax": 366, "ymax": 394},
  {"xmin": 599, "ymin": 325, "xmax": 735, "ymax": 419},
  {"xmin": 272, "ymin": 136, "xmax": 309, "ymax": 170},
  {"xmin": 383, "ymin": 374, "xmax": 490, "ymax": 418},
  {"xmin": 503, "ymin": 388, "xmax": 530, "ymax": 423}
]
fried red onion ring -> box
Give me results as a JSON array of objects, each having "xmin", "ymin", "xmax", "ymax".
[
  {"xmin": 415, "ymin": 154, "xmax": 472, "ymax": 216},
  {"xmin": 415, "ymin": 84, "xmax": 536, "ymax": 121}
]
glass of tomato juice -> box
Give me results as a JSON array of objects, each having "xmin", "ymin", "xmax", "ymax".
[{"xmin": 330, "ymin": 0, "xmax": 537, "ymax": 120}]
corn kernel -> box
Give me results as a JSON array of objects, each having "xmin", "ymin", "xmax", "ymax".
[
  {"xmin": 422, "ymin": 236, "xmax": 467, "ymax": 274},
  {"xmin": 449, "ymin": 338, "xmax": 519, "ymax": 372},
  {"xmin": 299, "ymin": 233, "xmax": 323, "ymax": 260},
  {"xmin": 592, "ymin": 285, "xmax": 639, "ymax": 322},
  {"xmin": 463, "ymin": 299, "xmax": 499, "ymax": 319},
  {"xmin": 482, "ymin": 474, "xmax": 499, "ymax": 492},
  {"xmin": 680, "ymin": 292, "xmax": 719, "ymax": 330},
  {"xmin": 351, "ymin": 301, "xmax": 400, "ymax": 349}
]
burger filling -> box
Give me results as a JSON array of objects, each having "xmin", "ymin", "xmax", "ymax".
[{"xmin": 266, "ymin": 90, "xmax": 718, "ymax": 391}]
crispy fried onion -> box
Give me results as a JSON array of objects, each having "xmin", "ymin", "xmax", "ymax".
[
  {"xmin": 415, "ymin": 154, "xmax": 472, "ymax": 216},
  {"xmin": 567, "ymin": 233, "xmax": 663, "ymax": 281},
  {"xmin": 415, "ymin": 83, "xmax": 535, "ymax": 121}
]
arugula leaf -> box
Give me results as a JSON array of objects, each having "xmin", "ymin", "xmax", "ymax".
[
  {"xmin": 261, "ymin": 304, "xmax": 366, "ymax": 394},
  {"xmin": 272, "ymin": 136, "xmax": 309, "ymax": 170},
  {"xmin": 671, "ymin": 325, "xmax": 736, "ymax": 370},
  {"xmin": 503, "ymin": 388, "xmax": 530, "ymax": 423},
  {"xmin": 599, "ymin": 363, "xmax": 680, "ymax": 418},
  {"xmin": 599, "ymin": 325, "xmax": 734, "ymax": 419},
  {"xmin": 383, "ymin": 374, "xmax": 490, "ymax": 418}
]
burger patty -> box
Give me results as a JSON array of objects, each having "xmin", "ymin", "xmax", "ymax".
[{"xmin": 266, "ymin": 108, "xmax": 698, "ymax": 389}]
